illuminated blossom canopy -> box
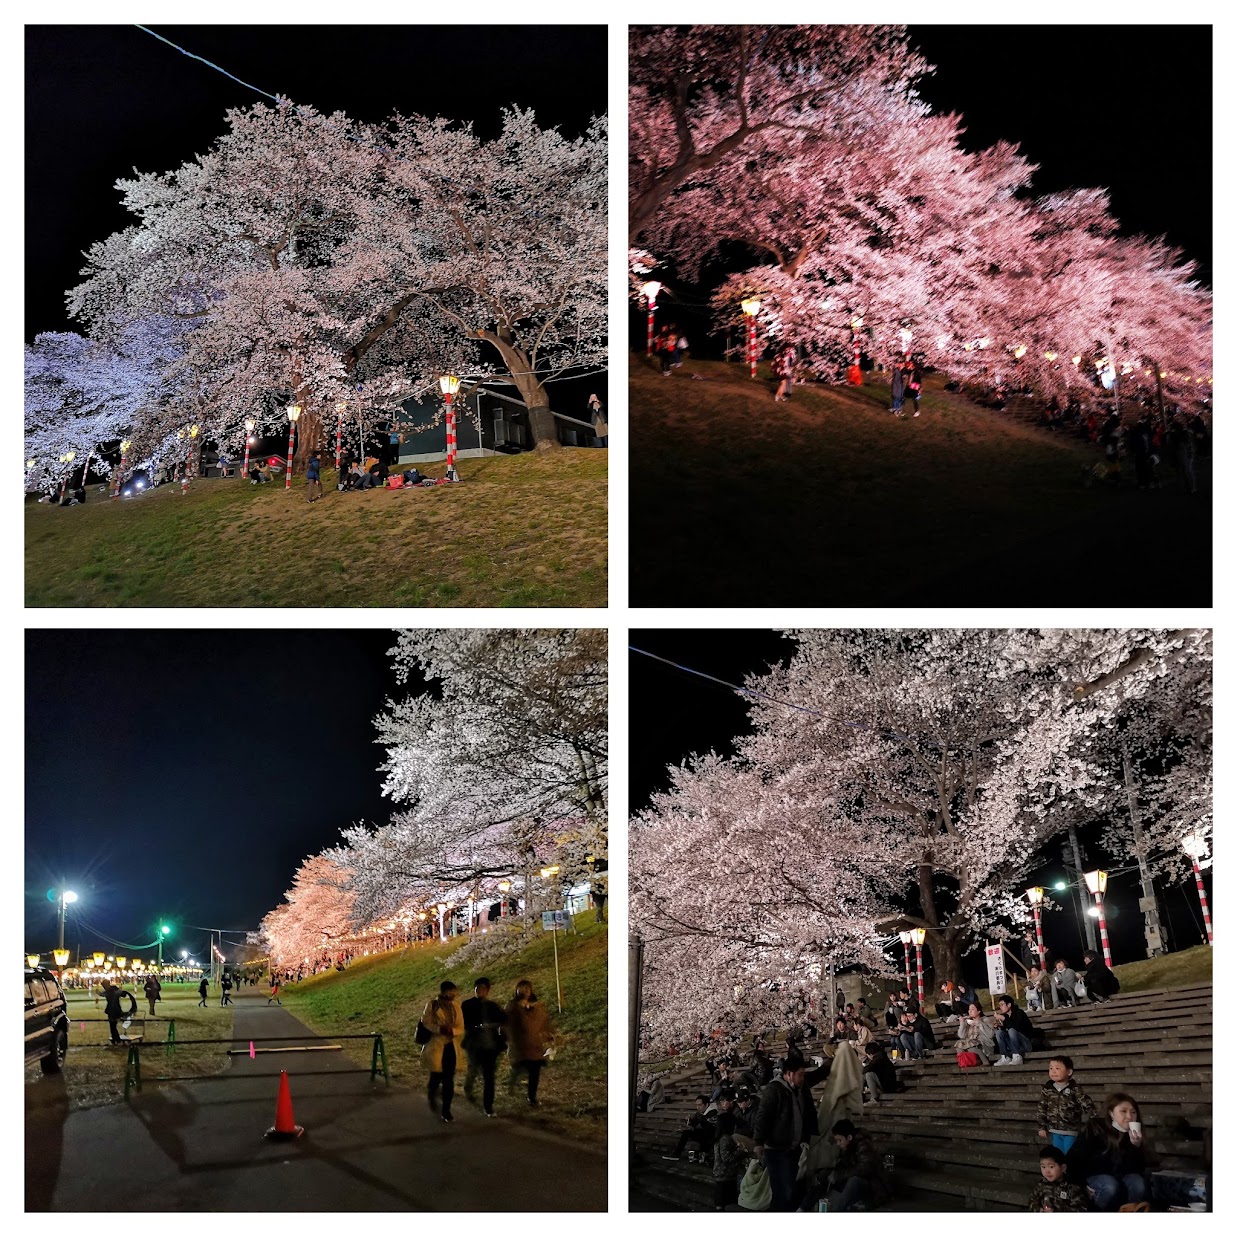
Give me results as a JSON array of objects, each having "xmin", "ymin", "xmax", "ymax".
[
  {"xmin": 632, "ymin": 25, "xmax": 1212, "ymax": 412},
  {"xmin": 55, "ymin": 100, "xmax": 604, "ymax": 473},
  {"xmin": 631, "ymin": 629, "xmax": 1211, "ymax": 1050}
]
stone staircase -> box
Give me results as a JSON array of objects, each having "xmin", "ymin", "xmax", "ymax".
[{"xmin": 631, "ymin": 983, "xmax": 1211, "ymax": 1211}]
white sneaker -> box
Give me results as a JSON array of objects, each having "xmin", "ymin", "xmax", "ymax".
[
  {"xmin": 993, "ymin": 1055, "xmax": 1010, "ymax": 1066},
  {"xmin": 1010, "ymin": 1054, "xmax": 1024, "ymax": 1065}
]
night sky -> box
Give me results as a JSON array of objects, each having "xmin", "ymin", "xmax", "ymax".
[
  {"xmin": 25, "ymin": 629, "xmax": 427, "ymax": 962},
  {"xmin": 25, "ymin": 24, "xmax": 607, "ymax": 340},
  {"xmin": 630, "ymin": 632, "xmax": 1212, "ymax": 983},
  {"xmin": 635, "ymin": 24, "xmax": 1212, "ymax": 354}
]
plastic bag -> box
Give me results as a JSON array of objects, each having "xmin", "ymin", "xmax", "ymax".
[{"xmin": 738, "ymin": 1160, "xmax": 772, "ymax": 1211}]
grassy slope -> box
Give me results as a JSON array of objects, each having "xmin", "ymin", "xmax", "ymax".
[
  {"xmin": 630, "ymin": 357, "xmax": 1210, "ymax": 607},
  {"xmin": 35, "ymin": 984, "xmax": 235, "ymax": 1111},
  {"xmin": 26, "ymin": 451, "xmax": 606, "ymax": 608},
  {"xmin": 281, "ymin": 910, "xmax": 607, "ymax": 1144}
]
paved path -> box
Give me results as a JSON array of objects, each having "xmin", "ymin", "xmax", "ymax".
[{"xmin": 26, "ymin": 992, "xmax": 605, "ymax": 1211}]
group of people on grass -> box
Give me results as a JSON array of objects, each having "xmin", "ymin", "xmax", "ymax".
[
  {"xmin": 418, "ymin": 977, "xmax": 556, "ymax": 1122},
  {"xmin": 644, "ymin": 948, "xmax": 1177, "ymax": 1213},
  {"xmin": 654, "ymin": 325, "xmax": 689, "ymax": 375}
]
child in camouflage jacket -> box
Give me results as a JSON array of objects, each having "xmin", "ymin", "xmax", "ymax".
[
  {"xmin": 1029, "ymin": 1147, "xmax": 1089, "ymax": 1212},
  {"xmin": 1036, "ymin": 1055, "xmax": 1097, "ymax": 1154}
]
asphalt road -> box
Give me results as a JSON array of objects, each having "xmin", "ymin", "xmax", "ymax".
[{"xmin": 26, "ymin": 991, "xmax": 605, "ymax": 1211}]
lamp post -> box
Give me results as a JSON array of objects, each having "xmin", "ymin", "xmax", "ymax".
[
  {"xmin": 1026, "ymin": 886, "xmax": 1047, "ymax": 966},
  {"xmin": 898, "ymin": 930, "xmax": 913, "ymax": 994},
  {"xmin": 27, "ymin": 954, "xmax": 40, "ymax": 969},
  {"xmin": 438, "ymin": 375, "xmax": 461, "ymax": 481},
  {"xmin": 641, "ymin": 280, "xmax": 661, "ymax": 356},
  {"xmin": 1181, "ymin": 833, "xmax": 1213, "ymax": 945},
  {"xmin": 242, "ymin": 418, "xmax": 257, "ymax": 480},
  {"xmin": 93, "ymin": 951, "xmax": 105, "ymax": 967},
  {"xmin": 498, "ymin": 879, "xmax": 511, "ymax": 918},
  {"xmin": 741, "ymin": 298, "xmax": 761, "ymax": 378},
  {"xmin": 899, "ymin": 326, "xmax": 914, "ymax": 365},
  {"xmin": 56, "ymin": 890, "xmax": 78, "ymax": 951},
  {"xmin": 437, "ymin": 903, "xmax": 448, "ymax": 942},
  {"xmin": 335, "ymin": 401, "xmax": 347, "ymax": 472},
  {"xmin": 910, "ymin": 927, "xmax": 926, "ymax": 1005},
  {"xmin": 284, "ymin": 405, "xmax": 301, "ymax": 491},
  {"xmin": 181, "ymin": 424, "xmax": 200, "ymax": 495},
  {"xmin": 1083, "ymin": 870, "xmax": 1112, "ymax": 966},
  {"xmin": 53, "ymin": 949, "xmax": 70, "ymax": 977},
  {"xmin": 157, "ymin": 924, "xmax": 171, "ymax": 972},
  {"xmin": 848, "ymin": 316, "xmax": 864, "ymax": 385},
  {"xmin": 111, "ymin": 440, "xmax": 131, "ymax": 499}
]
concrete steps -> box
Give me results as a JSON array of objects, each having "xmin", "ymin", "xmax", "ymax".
[{"xmin": 633, "ymin": 982, "xmax": 1211, "ymax": 1211}]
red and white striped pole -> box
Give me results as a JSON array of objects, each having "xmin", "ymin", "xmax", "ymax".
[
  {"xmin": 914, "ymin": 941, "xmax": 925, "ymax": 1006},
  {"xmin": 641, "ymin": 281, "xmax": 661, "ymax": 356},
  {"xmin": 284, "ymin": 406, "xmax": 300, "ymax": 491},
  {"xmin": 742, "ymin": 298, "xmax": 761, "ymax": 378},
  {"xmin": 111, "ymin": 442, "xmax": 130, "ymax": 499},
  {"xmin": 1033, "ymin": 903, "xmax": 1046, "ymax": 965},
  {"xmin": 1083, "ymin": 870, "xmax": 1112, "ymax": 967},
  {"xmin": 439, "ymin": 374, "xmax": 460, "ymax": 481},
  {"xmin": 334, "ymin": 402, "xmax": 345, "ymax": 473},
  {"xmin": 848, "ymin": 314, "xmax": 865, "ymax": 385},
  {"xmin": 1182, "ymin": 841, "xmax": 1213, "ymax": 945}
]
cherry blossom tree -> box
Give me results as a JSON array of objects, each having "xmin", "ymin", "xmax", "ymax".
[
  {"xmin": 632, "ymin": 629, "xmax": 1212, "ymax": 1027},
  {"xmin": 259, "ymin": 852, "xmax": 357, "ymax": 966},
  {"xmin": 338, "ymin": 628, "xmax": 607, "ymax": 927},
  {"xmin": 67, "ymin": 101, "xmax": 605, "ymax": 466},
  {"xmin": 629, "ymin": 25, "xmax": 928, "ymax": 242}
]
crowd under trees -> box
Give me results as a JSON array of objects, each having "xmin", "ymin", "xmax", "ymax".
[
  {"xmin": 629, "ymin": 26, "xmax": 1211, "ymax": 415},
  {"xmin": 26, "ymin": 101, "xmax": 606, "ymax": 495},
  {"xmin": 630, "ymin": 629, "xmax": 1212, "ymax": 1053},
  {"xmin": 260, "ymin": 629, "xmax": 607, "ymax": 970}
]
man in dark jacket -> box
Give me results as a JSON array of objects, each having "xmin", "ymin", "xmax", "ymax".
[
  {"xmin": 101, "ymin": 980, "xmax": 135, "ymax": 1045},
  {"xmin": 664, "ymin": 1094, "xmax": 716, "ymax": 1161},
  {"xmin": 1081, "ymin": 951, "xmax": 1121, "ymax": 1002},
  {"xmin": 461, "ymin": 977, "xmax": 507, "ymax": 1116},
  {"xmin": 993, "ymin": 994, "xmax": 1035, "ymax": 1065},
  {"xmin": 826, "ymin": 1119, "xmax": 889, "ymax": 1211},
  {"xmin": 198, "ymin": 976, "xmax": 209, "ymax": 1007},
  {"xmin": 754, "ymin": 1053, "xmax": 829, "ymax": 1211}
]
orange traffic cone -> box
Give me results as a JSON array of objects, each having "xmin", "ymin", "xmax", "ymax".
[{"xmin": 264, "ymin": 1070, "xmax": 305, "ymax": 1140}]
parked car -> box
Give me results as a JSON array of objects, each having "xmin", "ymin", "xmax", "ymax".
[{"xmin": 25, "ymin": 967, "xmax": 69, "ymax": 1073}]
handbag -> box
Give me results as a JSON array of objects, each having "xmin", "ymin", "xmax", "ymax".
[
  {"xmin": 956, "ymin": 1050, "xmax": 981, "ymax": 1069},
  {"xmin": 737, "ymin": 1160, "xmax": 772, "ymax": 1211},
  {"xmin": 414, "ymin": 1018, "xmax": 433, "ymax": 1045}
]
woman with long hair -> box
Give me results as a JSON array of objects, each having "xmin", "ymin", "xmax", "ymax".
[
  {"xmin": 1066, "ymin": 1093, "xmax": 1150, "ymax": 1210},
  {"xmin": 506, "ymin": 978, "xmax": 553, "ymax": 1106}
]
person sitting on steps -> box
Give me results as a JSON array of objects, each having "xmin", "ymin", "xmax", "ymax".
[
  {"xmin": 664, "ymin": 1093, "xmax": 716, "ymax": 1161},
  {"xmin": 956, "ymin": 1001, "xmax": 997, "ymax": 1065},
  {"xmin": 1066, "ymin": 1093, "xmax": 1150, "ymax": 1211},
  {"xmin": 1081, "ymin": 950, "xmax": 1121, "ymax": 1003},
  {"xmin": 1051, "ymin": 958, "xmax": 1082, "ymax": 1008},
  {"xmin": 992, "ymin": 993, "xmax": 1035, "ymax": 1065}
]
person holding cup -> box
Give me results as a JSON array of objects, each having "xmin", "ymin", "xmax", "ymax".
[{"xmin": 1066, "ymin": 1093, "xmax": 1150, "ymax": 1210}]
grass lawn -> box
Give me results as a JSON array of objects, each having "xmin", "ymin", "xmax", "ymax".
[
  {"xmin": 281, "ymin": 911, "xmax": 607, "ymax": 1145},
  {"xmin": 33, "ymin": 983, "xmax": 235, "ymax": 1111},
  {"xmin": 630, "ymin": 357, "xmax": 1211, "ymax": 607},
  {"xmin": 26, "ymin": 450, "xmax": 607, "ymax": 608}
]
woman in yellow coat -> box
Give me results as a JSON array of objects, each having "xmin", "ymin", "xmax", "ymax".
[
  {"xmin": 506, "ymin": 978, "xmax": 553, "ymax": 1106},
  {"xmin": 421, "ymin": 980, "xmax": 466, "ymax": 1122}
]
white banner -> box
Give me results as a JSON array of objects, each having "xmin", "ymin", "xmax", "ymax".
[{"xmin": 985, "ymin": 943, "xmax": 1007, "ymax": 998}]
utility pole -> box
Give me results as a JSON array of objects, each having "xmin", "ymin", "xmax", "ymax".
[
  {"xmin": 629, "ymin": 934, "xmax": 645, "ymax": 1157},
  {"xmin": 1064, "ymin": 827, "xmax": 1099, "ymax": 953},
  {"xmin": 1122, "ymin": 741, "xmax": 1165, "ymax": 957}
]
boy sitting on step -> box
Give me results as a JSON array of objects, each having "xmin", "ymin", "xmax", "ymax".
[
  {"xmin": 1036, "ymin": 1055, "xmax": 1096, "ymax": 1154},
  {"xmin": 1029, "ymin": 1146, "xmax": 1089, "ymax": 1211}
]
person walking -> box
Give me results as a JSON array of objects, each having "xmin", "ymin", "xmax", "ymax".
[
  {"xmin": 461, "ymin": 977, "xmax": 507, "ymax": 1117},
  {"xmin": 773, "ymin": 345, "xmax": 795, "ymax": 402},
  {"xmin": 890, "ymin": 362, "xmax": 905, "ymax": 416},
  {"xmin": 198, "ymin": 976, "xmax": 209, "ymax": 1007},
  {"xmin": 590, "ymin": 866, "xmax": 608, "ymax": 922},
  {"xmin": 422, "ymin": 980, "xmax": 466, "ymax": 1122},
  {"xmin": 267, "ymin": 977, "xmax": 281, "ymax": 1006},
  {"xmin": 143, "ymin": 973, "xmax": 162, "ymax": 1016},
  {"xmin": 305, "ymin": 450, "xmax": 322, "ymax": 503},
  {"xmin": 505, "ymin": 978, "xmax": 553, "ymax": 1106},
  {"xmin": 753, "ymin": 1053, "xmax": 824, "ymax": 1211},
  {"xmin": 220, "ymin": 973, "xmax": 233, "ymax": 1006},
  {"xmin": 102, "ymin": 979, "xmax": 135, "ymax": 1046}
]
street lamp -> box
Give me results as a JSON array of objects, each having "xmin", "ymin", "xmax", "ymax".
[
  {"xmin": 909, "ymin": 927, "xmax": 926, "ymax": 1004},
  {"xmin": 180, "ymin": 424, "xmax": 200, "ymax": 495},
  {"xmin": 53, "ymin": 949, "xmax": 70, "ymax": 973},
  {"xmin": 111, "ymin": 439, "xmax": 132, "ymax": 500},
  {"xmin": 438, "ymin": 375, "xmax": 461, "ymax": 482},
  {"xmin": 897, "ymin": 930, "xmax": 913, "ymax": 994},
  {"xmin": 899, "ymin": 326, "xmax": 914, "ymax": 365},
  {"xmin": 740, "ymin": 298, "xmax": 761, "ymax": 378},
  {"xmin": 334, "ymin": 401, "xmax": 348, "ymax": 472},
  {"xmin": 1181, "ymin": 833, "xmax": 1213, "ymax": 945},
  {"xmin": 243, "ymin": 418, "xmax": 257, "ymax": 480},
  {"xmin": 1026, "ymin": 886, "xmax": 1047, "ymax": 965},
  {"xmin": 115, "ymin": 956, "xmax": 127, "ymax": 971},
  {"xmin": 437, "ymin": 903, "xmax": 449, "ymax": 942},
  {"xmin": 848, "ymin": 315, "xmax": 865, "ymax": 385},
  {"xmin": 284, "ymin": 405, "xmax": 301, "ymax": 491},
  {"xmin": 57, "ymin": 890, "xmax": 78, "ymax": 950},
  {"xmin": 498, "ymin": 879, "xmax": 511, "ymax": 918},
  {"xmin": 1083, "ymin": 870, "xmax": 1112, "ymax": 966},
  {"xmin": 93, "ymin": 951, "xmax": 105, "ymax": 967},
  {"xmin": 641, "ymin": 281, "xmax": 662, "ymax": 356},
  {"xmin": 157, "ymin": 924, "xmax": 171, "ymax": 971},
  {"xmin": 27, "ymin": 954, "xmax": 40, "ymax": 969},
  {"xmin": 58, "ymin": 452, "xmax": 76, "ymax": 503}
]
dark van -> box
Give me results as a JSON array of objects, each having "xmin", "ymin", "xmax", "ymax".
[{"xmin": 25, "ymin": 967, "xmax": 69, "ymax": 1073}]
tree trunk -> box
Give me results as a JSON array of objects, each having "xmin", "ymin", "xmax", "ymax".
[{"xmin": 480, "ymin": 333, "xmax": 561, "ymax": 451}]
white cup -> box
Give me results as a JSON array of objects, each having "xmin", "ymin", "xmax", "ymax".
[{"xmin": 1128, "ymin": 1121, "xmax": 1143, "ymax": 1145}]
